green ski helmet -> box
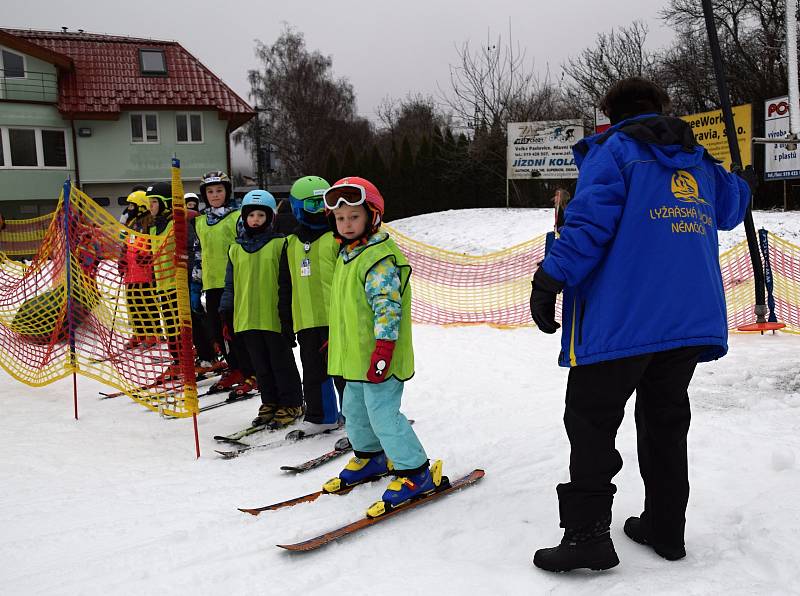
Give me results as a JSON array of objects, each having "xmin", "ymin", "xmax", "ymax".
[{"xmin": 290, "ymin": 176, "xmax": 330, "ymax": 228}]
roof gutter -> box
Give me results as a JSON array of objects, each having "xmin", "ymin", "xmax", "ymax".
[{"xmin": 69, "ymin": 116, "xmax": 81, "ymax": 187}]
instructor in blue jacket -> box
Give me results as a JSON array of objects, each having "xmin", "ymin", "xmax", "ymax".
[{"xmin": 531, "ymin": 77, "xmax": 752, "ymax": 572}]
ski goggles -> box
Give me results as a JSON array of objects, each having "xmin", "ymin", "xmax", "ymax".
[
  {"xmin": 302, "ymin": 189, "xmax": 327, "ymax": 213},
  {"xmin": 323, "ymin": 184, "xmax": 367, "ymax": 210}
]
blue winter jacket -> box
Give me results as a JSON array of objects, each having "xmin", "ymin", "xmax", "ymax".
[{"xmin": 540, "ymin": 114, "xmax": 751, "ymax": 367}]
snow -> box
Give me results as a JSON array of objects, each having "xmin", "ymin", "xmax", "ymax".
[{"xmin": 2, "ymin": 209, "xmax": 800, "ymax": 595}]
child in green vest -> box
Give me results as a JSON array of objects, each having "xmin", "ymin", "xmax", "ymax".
[
  {"xmin": 193, "ymin": 171, "xmax": 255, "ymax": 395},
  {"xmin": 321, "ymin": 176, "xmax": 443, "ymax": 517},
  {"xmin": 278, "ymin": 175, "xmax": 346, "ymax": 438},
  {"xmin": 145, "ymin": 182, "xmax": 180, "ymax": 366},
  {"xmin": 219, "ymin": 190, "xmax": 303, "ymax": 429}
]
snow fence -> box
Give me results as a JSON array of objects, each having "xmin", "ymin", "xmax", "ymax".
[
  {"xmin": 0, "ymin": 160, "xmax": 198, "ymax": 417},
  {"xmin": 383, "ymin": 224, "xmax": 800, "ymax": 334}
]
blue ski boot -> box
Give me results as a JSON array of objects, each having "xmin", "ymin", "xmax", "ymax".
[
  {"xmin": 322, "ymin": 452, "xmax": 391, "ymax": 494},
  {"xmin": 366, "ymin": 460, "xmax": 444, "ymax": 518}
]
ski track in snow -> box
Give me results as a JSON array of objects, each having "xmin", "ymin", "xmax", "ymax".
[{"xmin": 1, "ymin": 209, "xmax": 799, "ymax": 595}]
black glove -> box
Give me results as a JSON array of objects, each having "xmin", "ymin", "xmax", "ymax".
[
  {"xmin": 732, "ymin": 164, "xmax": 758, "ymax": 195},
  {"xmin": 530, "ymin": 267, "xmax": 564, "ymax": 334}
]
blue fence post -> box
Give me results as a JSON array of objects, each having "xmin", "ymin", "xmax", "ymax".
[
  {"xmin": 758, "ymin": 228, "xmax": 778, "ymax": 323},
  {"xmin": 63, "ymin": 178, "xmax": 79, "ymax": 419}
]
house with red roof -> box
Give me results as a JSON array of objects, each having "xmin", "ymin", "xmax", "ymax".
[{"xmin": 0, "ymin": 28, "xmax": 254, "ymax": 218}]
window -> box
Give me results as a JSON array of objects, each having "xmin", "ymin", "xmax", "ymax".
[
  {"xmin": 139, "ymin": 49, "xmax": 167, "ymax": 75},
  {"xmin": 9, "ymin": 129, "xmax": 37, "ymax": 166},
  {"xmin": 176, "ymin": 113, "xmax": 203, "ymax": 143},
  {"xmin": 42, "ymin": 130, "xmax": 67, "ymax": 167},
  {"xmin": 130, "ymin": 113, "xmax": 159, "ymax": 143},
  {"xmin": 1, "ymin": 49, "xmax": 25, "ymax": 78},
  {"xmin": 0, "ymin": 127, "xmax": 69, "ymax": 169}
]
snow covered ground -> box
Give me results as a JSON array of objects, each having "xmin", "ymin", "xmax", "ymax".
[{"xmin": 1, "ymin": 209, "xmax": 799, "ymax": 595}]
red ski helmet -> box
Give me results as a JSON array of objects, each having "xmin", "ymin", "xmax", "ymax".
[{"xmin": 324, "ymin": 176, "xmax": 384, "ymax": 217}]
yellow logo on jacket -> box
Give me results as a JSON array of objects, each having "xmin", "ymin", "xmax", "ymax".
[{"xmin": 671, "ymin": 170, "xmax": 709, "ymax": 205}]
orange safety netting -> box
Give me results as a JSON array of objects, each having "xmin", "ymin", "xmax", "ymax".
[
  {"xmin": 385, "ymin": 225, "xmax": 800, "ymax": 334},
  {"xmin": 0, "ymin": 160, "xmax": 197, "ymax": 417}
]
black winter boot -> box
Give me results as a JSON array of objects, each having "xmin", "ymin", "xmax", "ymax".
[
  {"xmin": 623, "ymin": 516, "xmax": 686, "ymax": 561},
  {"xmin": 533, "ymin": 515, "xmax": 619, "ymax": 572}
]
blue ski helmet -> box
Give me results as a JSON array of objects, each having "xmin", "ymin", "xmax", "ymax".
[
  {"xmin": 241, "ymin": 189, "xmax": 277, "ymax": 221},
  {"xmin": 289, "ymin": 176, "xmax": 330, "ymax": 228}
]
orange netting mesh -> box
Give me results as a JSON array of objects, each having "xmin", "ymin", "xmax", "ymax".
[
  {"xmin": 384, "ymin": 224, "xmax": 800, "ymax": 334},
  {"xmin": 0, "ymin": 160, "xmax": 197, "ymax": 416}
]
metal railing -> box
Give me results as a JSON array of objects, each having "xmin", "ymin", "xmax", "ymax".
[{"xmin": 0, "ymin": 68, "xmax": 58, "ymax": 103}]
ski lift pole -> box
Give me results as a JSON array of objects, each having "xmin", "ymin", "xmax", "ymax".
[{"xmin": 701, "ymin": 0, "xmax": 767, "ymax": 323}]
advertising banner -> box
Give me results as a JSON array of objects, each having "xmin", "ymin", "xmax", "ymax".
[
  {"xmin": 679, "ymin": 104, "xmax": 752, "ymax": 171},
  {"xmin": 507, "ymin": 120, "xmax": 584, "ymax": 180},
  {"xmin": 594, "ymin": 107, "xmax": 610, "ymax": 134},
  {"xmin": 764, "ymin": 96, "xmax": 800, "ymax": 180}
]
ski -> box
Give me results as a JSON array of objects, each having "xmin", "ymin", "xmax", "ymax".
[
  {"xmin": 213, "ymin": 424, "xmax": 269, "ymax": 444},
  {"xmin": 198, "ymin": 392, "xmax": 255, "ymax": 413},
  {"xmin": 280, "ymin": 437, "xmax": 352, "ymax": 473},
  {"xmin": 215, "ymin": 422, "xmax": 342, "ymax": 459},
  {"xmin": 89, "ymin": 341, "xmax": 159, "ymax": 364},
  {"xmin": 98, "ymin": 369, "xmax": 221, "ymax": 400},
  {"xmin": 279, "ymin": 420, "xmax": 412, "ymax": 473},
  {"xmin": 98, "ymin": 378, "xmax": 171, "ymax": 399},
  {"xmin": 238, "ymin": 474, "xmax": 382, "ymax": 516},
  {"xmin": 276, "ymin": 469, "xmax": 485, "ymax": 552}
]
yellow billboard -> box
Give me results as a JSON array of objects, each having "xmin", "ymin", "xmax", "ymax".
[{"xmin": 680, "ymin": 104, "xmax": 752, "ymax": 171}]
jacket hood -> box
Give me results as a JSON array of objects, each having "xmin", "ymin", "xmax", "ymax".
[
  {"xmin": 573, "ymin": 113, "xmax": 711, "ymax": 170},
  {"xmin": 235, "ymin": 217, "xmax": 282, "ymax": 252}
]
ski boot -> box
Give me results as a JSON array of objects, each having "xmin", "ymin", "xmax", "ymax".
[
  {"xmin": 322, "ymin": 452, "xmax": 391, "ymax": 494},
  {"xmin": 230, "ymin": 376, "xmax": 257, "ymax": 399},
  {"xmin": 533, "ymin": 514, "xmax": 619, "ymax": 572},
  {"xmin": 267, "ymin": 406, "xmax": 304, "ymax": 429},
  {"xmin": 623, "ymin": 515, "xmax": 686, "ymax": 561},
  {"xmin": 287, "ymin": 419, "xmax": 342, "ymax": 440},
  {"xmin": 366, "ymin": 459, "xmax": 444, "ymax": 518},
  {"xmin": 252, "ymin": 403, "xmax": 278, "ymax": 426},
  {"xmin": 208, "ymin": 369, "xmax": 244, "ymax": 394}
]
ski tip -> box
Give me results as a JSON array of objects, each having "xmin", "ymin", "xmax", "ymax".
[
  {"xmin": 237, "ymin": 507, "xmax": 262, "ymax": 516},
  {"xmin": 276, "ymin": 543, "xmax": 309, "ymax": 552}
]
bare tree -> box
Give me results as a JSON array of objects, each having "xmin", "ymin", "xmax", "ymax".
[
  {"xmin": 562, "ymin": 21, "xmax": 661, "ymax": 114},
  {"xmin": 661, "ymin": 0, "xmax": 791, "ymax": 102},
  {"xmin": 234, "ymin": 26, "xmax": 369, "ymax": 180},
  {"xmin": 442, "ymin": 36, "xmax": 540, "ymax": 130}
]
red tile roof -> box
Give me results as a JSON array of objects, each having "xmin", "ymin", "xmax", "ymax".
[{"xmin": 1, "ymin": 29, "xmax": 255, "ymax": 129}]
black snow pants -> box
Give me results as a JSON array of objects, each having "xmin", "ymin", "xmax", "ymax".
[
  {"xmin": 556, "ymin": 345, "xmax": 708, "ymax": 549},
  {"xmin": 297, "ymin": 327, "xmax": 346, "ymax": 424},
  {"xmin": 240, "ymin": 329, "xmax": 303, "ymax": 408}
]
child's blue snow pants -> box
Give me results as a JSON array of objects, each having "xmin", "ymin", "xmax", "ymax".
[{"xmin": 342, "ymin": 377, "xmax": 427, "ymax": 471}]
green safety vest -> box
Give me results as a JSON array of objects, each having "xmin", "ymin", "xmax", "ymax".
[
  {"xmin": 286, "ymin": 231, "xmax": 339, "ymax": 332},
  {"xmin": 149, "ymin": 220, "xmax": 176, "ymax": 292},
  {"xmin": 228, "ymin": 238, "xmax": 284, "ymax": 333},
  {"xmin": 327, "ymin": 236, "xmax": 414, "ymax": 382},
  {"xmin": 195, "ymin": 211, "xmax": 240, "ymax": 290}
]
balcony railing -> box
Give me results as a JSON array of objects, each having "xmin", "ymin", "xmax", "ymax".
[{"xmin": 0, "ymin": 68, "xmax": 58, "ymax": 103}]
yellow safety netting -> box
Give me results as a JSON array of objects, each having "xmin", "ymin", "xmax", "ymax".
[{"xmin": 0, "ymin": 160, "xmax": 198, "ymax": 417}]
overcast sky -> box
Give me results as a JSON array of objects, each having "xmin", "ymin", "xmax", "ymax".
[{"xmin": 6, "ymin": 0, "xmax": 679, "ymax": 172}]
